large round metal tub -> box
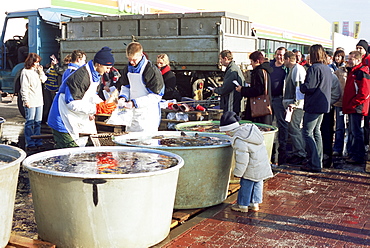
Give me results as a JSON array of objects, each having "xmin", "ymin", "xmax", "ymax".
[
  {"xmin": 22, "ymin": 146, "xmax": 184, "ymax": 248},
  {"xmin": 175, "ymin": 121, "xmax": 277, "ymax": 159},
  {"xmin": 114, "ymin": 131, "xmax": 233, "ymax": 209},
  {"xmin": 0, "ymin": 145, "xmax": 26, "ymax": 248}
]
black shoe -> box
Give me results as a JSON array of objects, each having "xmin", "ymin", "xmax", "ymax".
[
  {"xmin": 37, "ymin": 145, "xmax": 44, "ymax": 151},
  {"xmin": 300, "ymin": 165, "xmax": 322, "ymax": 173},
  {"xmin": 287, "ymin": 155, "xmax": 306, "ymax": 165},
  {"xmin": 26, "ymin": 146, "xmax": 38, "ymax": 152},
  {"xmin": 332, "ymin": 151, "xmax": 342, "ymax": 157}
]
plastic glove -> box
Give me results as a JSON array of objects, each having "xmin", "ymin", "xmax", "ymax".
[
  {"xmin": 117, "ymin": 98, "xmax": 126, "ymax": 108},
  {"xmin": 124, "ymin": 101, "xmax": 134, "ymax": 109}
]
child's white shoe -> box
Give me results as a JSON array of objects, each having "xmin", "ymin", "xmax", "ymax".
[
  {"xmin": 231, "ymin": 204, "xmax": 248, "ymax": 212},
  {"xmin": 249, "ymin": 203, "xmax": 259, "ymax": 211}
]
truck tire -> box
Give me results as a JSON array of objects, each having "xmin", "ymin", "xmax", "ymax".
[{"xmin": 17, "ymin": 87, "xmax": 54, "ymax": 123}]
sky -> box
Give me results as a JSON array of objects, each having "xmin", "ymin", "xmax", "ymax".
[
  {"xmin": 1, "ymin": 0, "xmax": 370, "ymax": 41},
  {"xmin": 301, "ymin": 0, "xmax": 370, "ymax": 40}
]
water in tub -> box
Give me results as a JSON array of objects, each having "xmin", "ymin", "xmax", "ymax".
[{"xmin": 28, "ymin": 151, "xmax": 178, "ymax": 174}]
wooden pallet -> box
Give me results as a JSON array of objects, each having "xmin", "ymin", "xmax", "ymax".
[
  {"xmin": 95, "ymin": 114, "xmax": 125, "ymax": 133},
  {"xmin": 6, "ymin": 235, "xmax": 55, "ymax": 248},
  {"xmin": 170, "ymin": 183, "xmax": 240, "ymax": 229}
]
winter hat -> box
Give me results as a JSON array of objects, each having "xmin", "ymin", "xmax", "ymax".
[
  {"xmin": 356, "ymin": 40, "xmax": 369, "ymax": 54},
  {"xmin": 94, "ymin": 46, "xmax": 115, "ymax": 66},
  {"xmin": 220, "ymin": 111, "xmax": 241, "ymax": 132}
]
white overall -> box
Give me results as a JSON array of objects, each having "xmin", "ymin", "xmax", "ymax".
[
  {"xmin": 125, "ymin": 59, "xmax": 161, "ymax": 132},
  {"xmin": 58, "ymin": 64, "xmax": 102, "ymax": 146}
]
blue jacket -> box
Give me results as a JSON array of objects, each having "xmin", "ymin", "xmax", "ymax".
[
  {"xmin": 47, "ymin": 60, "xmax": 100, "ymax": 132},
  {"xmin": 300, "ymin": 63, "xmax": 332, "ymax": 114}
]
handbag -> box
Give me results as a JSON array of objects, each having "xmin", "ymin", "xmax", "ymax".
[{"xmin": 250, "ymin": 69, "xmax": 272, "ymax": 118}]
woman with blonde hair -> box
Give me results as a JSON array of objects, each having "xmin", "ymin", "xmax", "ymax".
[{"xmin": 157, "ymin": 53, "xmax": 181, "ymax": 101}]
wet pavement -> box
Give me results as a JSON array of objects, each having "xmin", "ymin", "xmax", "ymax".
[
  {"xmin": 158, "ymin": 165, "xmax": 370, "ymax": 248},
  {"xmin": 1, "ymin": 95, "xmax": 370, "ymax": 247}
]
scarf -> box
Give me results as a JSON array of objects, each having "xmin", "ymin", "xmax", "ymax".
[{"xmin": 160, "ymin": 65, "xmax": 171, "ymax": 75}]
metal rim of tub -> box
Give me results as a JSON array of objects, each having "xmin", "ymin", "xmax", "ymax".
[
  {"xmin": 22, "ymin": 146, "xmax": 184, "ymax": 179},
  {"xmin": 175, "ymin": 121, "xmax": 278, "ymax": 134},
  {"xmin": 112, "ymin": 131, "xmax": 232, "ymax": 150},
  {"xmin": 0, "ymin": 144, "xmax": 26, "ymax": 170}
]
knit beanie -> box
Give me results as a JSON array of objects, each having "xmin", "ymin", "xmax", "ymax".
[
  {"xmin": 220, "ymin": 111, "xmax": 240, "ymax": 132},
  {"xmin": 94, "ymin": 47, "xmax": 115, "ymax": 66},
  {"xmin": 356, "ymin": 40, "xmax": 369, "ymax": 55}
]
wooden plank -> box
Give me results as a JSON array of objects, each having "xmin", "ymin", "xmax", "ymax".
[
  {"xmin": 31, "ymin": 134, "xmax": 54, "ymax": 139},
  {"xmin": 170, "ymin": 219, "xmax": 179, "ymax": 229},
  {"xmin": 7, "ymin": 235, "xmax": 56, "ymax": 248},
  {"xmin": 172, "ymin": 208, "xmax": 204, "ymax": 223},
  {"xmin": 228, "ymin": 184, "xmax": 240, "ymax": 194},
  {"xmin": 160, "ymin": 119, "xmax": 186, "ymax": 123},
  {"xmin": 95, "ymin": 121, "xmax": 123, "ymax": 127},
  {"xmin": 366, "ymin": 161, "xmax": 370, "ymax": 173}
]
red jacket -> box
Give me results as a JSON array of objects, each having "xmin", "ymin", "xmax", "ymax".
[
  {"xmin": 342, "ymin": 63, "xmax": 370, "ymax": 115},
  {"xmin": 362, "ymin": 54, "xmax": 370, "ymax": 67}
]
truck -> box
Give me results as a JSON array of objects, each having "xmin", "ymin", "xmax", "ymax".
[
  {"xmin": 0, "ymin": 8, "xmax": 257, "ymax": 117},
  {"xmin": 0, "ymin": 8, "xmax": 94, "ymax": 119}
]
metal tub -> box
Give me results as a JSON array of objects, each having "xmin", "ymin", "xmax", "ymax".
[
  {"xmin": 114, "ymin": 131, "xmax": 233, "ymax": 209},
  {"xmin": 175, "ymin": 121, "xmax": 277, "ymax": 159},
  {"xmin": 22, "ymin": 146, "xmax": 184, "ymax": 248},
  {"xmin": 0, "ymin": 145, "xmax": 26, "ymax": 248},
  {"xmin": 175, "ymin": 121, "xmax": 278, "ymax": 183}
]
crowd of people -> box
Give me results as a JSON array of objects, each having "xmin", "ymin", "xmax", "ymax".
[
  {"xmin": 215, "ymin": 41, "xmax": 370, "ymax": 173},
  {"xmin": 18, "ymin": 38, "xmax": 370, "ymax": 175},
  {"xmin": 216, "ymin": 41, "xmax": 370, "ymax": 212}
]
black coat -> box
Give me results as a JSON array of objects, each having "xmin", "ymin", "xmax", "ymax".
[
  {"xmin": 240, "ymin": 62, "xmax": 273, "ymax": 125},
  {"xmin": 161, "ymin": 66, "xmax": 181, "ymax": 101}
]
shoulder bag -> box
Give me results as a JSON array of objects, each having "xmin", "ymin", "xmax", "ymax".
[{"xmin": 250, "ymin": 69, "xmax": 272, "ymax": 118}]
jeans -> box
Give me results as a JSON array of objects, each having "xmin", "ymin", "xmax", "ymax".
[
  {"xmin": 237, "ymin": 178, "xmax": 263, "ymax": 206},
  {"xmin": 271, "ymin": 96, "xmax": 289, "ymax": 163},
  {"xmin": 302, "ymin": 112, "xmax": 323, "ymax": 170},
  {"xmin": 333, "ymin": 107, "xmax": 345, "ymax": 154},
  {"xmin": 288, "ymin": 108, "xmax": 306, "ymax": 157},
  {"xmin": 347, "ymin": 113, "xmax": 365, "ymax": 162},
  {"xmin": 24, "ymin": 106, "xmax": 43, "ymax": 147},
  {"xmin": 321, "ymin": 107, "xmax": 335, "ymax": 157}
]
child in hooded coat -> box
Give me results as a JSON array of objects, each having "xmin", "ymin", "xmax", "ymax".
[{"xmin": 220, "ymin": 111, "xmax": 273, "ymax": 212}]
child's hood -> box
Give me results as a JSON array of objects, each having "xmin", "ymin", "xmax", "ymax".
[{"xmin": 232, "ymin": 123, "xmax": 264, "ymax": 145}]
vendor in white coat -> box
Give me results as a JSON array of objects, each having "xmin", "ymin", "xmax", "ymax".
[
  {"xmin": 118, "ymin": 42, "xmax": 164, "ymax": 132},
  {"xmin": 47, "ymin": 47, "xmax": 115, "ymax": 148}
]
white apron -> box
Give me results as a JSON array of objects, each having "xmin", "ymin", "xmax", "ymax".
[
  {"xmin": 58, "ymin": 65, "xmax": 102, "ymax": 146},
  {"xmin": 127, "ymin": 59, "xmax": 161, "ymax": 132}
]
